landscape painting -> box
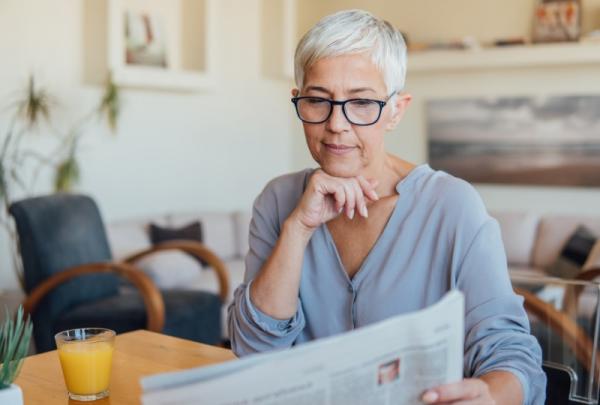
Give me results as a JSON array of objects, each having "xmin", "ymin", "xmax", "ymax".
[{"xmin": 427, "ymin": 95, "xmax": 600, "ymax": 187}]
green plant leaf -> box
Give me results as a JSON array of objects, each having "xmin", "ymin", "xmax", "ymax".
[
  {"xmin": 0, "ymin": 163, "xmax": 5, "ymax": 200},
  {"xmin": 98, "ymin": 73, "xmax": 120, "ymax": 133},
  {"xmin": 0, "ymin": 306, "xmax": 33, "ymax": 388},
  {"xmin": 17, "ymin": 76, "xmax": 53, "ymax": 128},
  {"xmin": 54, "ymin": 155, "xmax": 80, "ymax": 192}
]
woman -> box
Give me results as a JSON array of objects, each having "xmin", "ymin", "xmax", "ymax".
[{"xmin": 228, "ymin": 9, "xmax": 545, "ymax": 405}]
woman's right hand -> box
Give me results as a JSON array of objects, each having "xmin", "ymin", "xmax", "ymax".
[{"xmin": 289, "ymin": 169, "xmax": 379, "ymax": 232}]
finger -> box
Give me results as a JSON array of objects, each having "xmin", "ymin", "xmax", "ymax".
[
  {"xmin": 341, "ymin": 181, "xmax": 356, "ymax": 219},
  {"xmin": 356, "ymin": 175, "xmax": 379, "ymax": 201},
  {"xmin": 322, "ymin": 180, "xmax": 346, "ymax": 213},
  {"xmin": 422, "ymin": 380, "xmax": 483, "ymax": 403},
  {"xmin": 350, "ymin": 179, "xmax": 368, "ymax": 218}
]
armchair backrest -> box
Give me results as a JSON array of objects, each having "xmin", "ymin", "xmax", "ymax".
[{"xmin": 9, "ymin": 194, "xmax": 119, "ymax": 347}]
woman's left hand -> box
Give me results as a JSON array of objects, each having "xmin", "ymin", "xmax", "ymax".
[{"xmin": 422, "ymin": 378, "xmax": 495, "ymax": 405}]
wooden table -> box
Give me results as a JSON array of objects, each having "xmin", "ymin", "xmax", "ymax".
[{"xmin": 15, "ymin": 330, "xmax": 236, "ymax": 404}]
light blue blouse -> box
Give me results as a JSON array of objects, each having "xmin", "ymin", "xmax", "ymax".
[{"xmin": 228, "ymin": 164, "xmax": 546, "ymax": 404}]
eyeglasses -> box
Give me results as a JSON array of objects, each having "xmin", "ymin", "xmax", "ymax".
[{"xmin": 291, "ymin": 92, "xmax": 396, "ymax": 126}]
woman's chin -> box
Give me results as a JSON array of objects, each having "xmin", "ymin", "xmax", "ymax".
[{"xmin": 318, "ymin": 162, "xmax": 361, "ymax": 178}]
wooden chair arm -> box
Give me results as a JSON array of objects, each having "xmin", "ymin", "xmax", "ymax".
[
  {"xmin": 514, "ymin": 287, "xmax": 600, "ymax": 380},
  {"xmin": 122, "ymin": 240, "xmax": 230, "ymax": 302},
  {"xmin": 576, "ymin": 267, "xmax": 600, "ymax": 282},
  {"xmin": 22, "ymin": 262, "xmax": 165, "ymax": 332}
]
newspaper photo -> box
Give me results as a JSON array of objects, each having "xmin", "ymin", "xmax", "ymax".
[{"xmin": 142, "ymin": 290, "xmax": 464, "ymax": 405}]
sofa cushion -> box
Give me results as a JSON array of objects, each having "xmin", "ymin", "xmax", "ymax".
[
  {"xmin": 136, "ymin": 251, "xmax": 203, "ymax": 289},
  {"xmin": 583, "ymin": 241, "xmax": 600, "ymax": 271},
  {"xmin": 508, "ymin": 265, "xmax": 546, "ymax": 277},
  {"xmin": 149, "ymin": 221, "xmax": 208, "ymax": 267},
  {"xmin": 547, "ymin": 226, "xmax": 598, "ymax": 279},
  {"xmin": 533, "ymin": 216, "xmax": 600, "ymax": 268},
  {"xmin": 169, "ymin": 213, "xmax": 237, "ymax": 260},
  {"xmin": 491, "ymin": 211, "xmax": 540, "ymax": 266}
]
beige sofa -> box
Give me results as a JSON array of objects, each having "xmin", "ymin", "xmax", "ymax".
[{"xmin": 491, "ymin": 212, "xmax": 600, "ymax": 276}]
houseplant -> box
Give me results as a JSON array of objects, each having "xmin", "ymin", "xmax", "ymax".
[
  {"xmin": 0, "ymin": 74, "xmax": 121, "ymax": 288},
  {"xmin": 0, "ymin": 306, "xmax": 33, "ymax": 405}
]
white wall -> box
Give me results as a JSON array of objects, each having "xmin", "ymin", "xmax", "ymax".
[
  {"xmin": 293, "ymin": 0, "xmax": 600, "ymax": 216},
  {"xmin": 0, "ymin": 0, "xmax": 295, "ymax": 289}
]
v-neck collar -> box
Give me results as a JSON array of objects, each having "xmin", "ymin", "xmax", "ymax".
[{"xmin": 318, "ymin": 164, "xmax": 431, "ymax": 285}]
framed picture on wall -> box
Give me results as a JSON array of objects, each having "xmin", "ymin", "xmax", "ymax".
[
  {"xmin": 108, "ymin": 0, "xmax": 216, "ymax": 91},
  {"xmin": 533, "ymin": 0, "xmax": 581, "ymax": 43},
  {"xmin": 125, "ymin": 11, "xmax": 168, "ymax": 68},
  {"xmin": 426, "ymin": 95, "xmax": 600, "ymax": 187}
]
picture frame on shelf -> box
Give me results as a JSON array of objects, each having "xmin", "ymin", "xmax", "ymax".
[
  {"xmin": 107, "ymin": 0, "xmax": 216, "ymax": 91},
  {"xmin": 533, "ymin": 0, "xmax": 581, "ymax": 43}
]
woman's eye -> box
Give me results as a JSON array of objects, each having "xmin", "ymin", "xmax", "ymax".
[
  {"xmin": 352, "ymin": 100, "xmax": 374, "ymax": 107},
  {"xmin": 306, "ymin": 98, "xmax": 326, "ymax": 104}
]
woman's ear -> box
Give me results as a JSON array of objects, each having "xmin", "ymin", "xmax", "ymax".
[
  {"xmin": 291, "ymin": 88, "xmax": 299, "ymax": 97},
  {"xmin": 386, "ymin": 93, "xmax": 412, "ymax": 131}
]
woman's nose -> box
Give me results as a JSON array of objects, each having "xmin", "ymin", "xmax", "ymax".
[{"xmin": 326, "ymin": 104, "xmax": 351, "ymax": 133}]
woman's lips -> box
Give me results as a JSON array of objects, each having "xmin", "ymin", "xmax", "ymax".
[{"xmin": 323, "ymin": 143, "xmax": 356, "ymax": 155}]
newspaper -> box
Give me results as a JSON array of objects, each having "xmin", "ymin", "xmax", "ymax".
[{"xmin": 141, "ymin": 290, "xmax": 464, "ymax": 405}]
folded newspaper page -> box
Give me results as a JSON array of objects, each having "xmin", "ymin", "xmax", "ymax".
[{"xmin": 142, "ymin": 290, "xmax": 464, "ymax": 405}]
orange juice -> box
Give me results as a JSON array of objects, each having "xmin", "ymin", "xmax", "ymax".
[
  {"xmin": 57, "ymin": 340, "xmax": 114, "ymax": 395},
  {"xmin": 55, "ymin": 328, "xmax": 116, "ymax": 400}
]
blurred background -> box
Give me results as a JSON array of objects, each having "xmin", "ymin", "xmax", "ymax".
[{"xmin": 2, "ymin": 0, "xmax": 600, "ymax": 356}]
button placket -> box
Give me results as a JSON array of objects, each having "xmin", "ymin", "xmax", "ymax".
[{"xmin": 348, "ymin": 284, "xmax": 356, "ymax": 328}]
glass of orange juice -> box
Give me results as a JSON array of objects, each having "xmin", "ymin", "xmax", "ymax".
[{"xmin": 55, "ymin": 328, "xmax": 116, "ymax": 401}]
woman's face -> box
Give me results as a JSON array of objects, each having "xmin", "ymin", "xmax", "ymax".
[{"xmin": 294, "ymin": 53, "xmax": 409, "ymax": 178}]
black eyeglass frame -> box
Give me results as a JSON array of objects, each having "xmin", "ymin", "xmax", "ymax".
[{"xmin": 290, "ymin": 92, "xmax": 396, "ymax": 126}]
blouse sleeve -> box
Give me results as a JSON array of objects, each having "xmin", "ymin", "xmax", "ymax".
[
  {"xmin": 227, "ymin": 182, "xmax": 306, "ymax": 357},
  {"xmin": 456, "ymin": 218, "xmax": 546, "ymax": 405}
]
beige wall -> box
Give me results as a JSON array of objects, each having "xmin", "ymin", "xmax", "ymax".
[{"xmin": 292, "ymin": 1, "xmax": 600, "ymax": 216}]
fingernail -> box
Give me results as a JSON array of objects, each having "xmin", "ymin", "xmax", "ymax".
[
  {"xmin": 361, "ymin": 205, "xmax": 368, "ymax": 218},
  {"xmin": 373, "ymin": 191, "xmax": 379, "ymax": 200},
  {"xmin": 349, "ymin": 209, "xmax": 354, "ymax": 219},
  {"xmin": 422, "ymin": 391, "xmax": 438, "ymax": 403}
]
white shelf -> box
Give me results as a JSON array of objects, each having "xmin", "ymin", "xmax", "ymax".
[
  {"xmin": 408, "ymin": 42, "xmax": 600, "ymax": 73},
  {"xmin": 111, "ymin": 65, "xmax": 213, "ymax": 91}
]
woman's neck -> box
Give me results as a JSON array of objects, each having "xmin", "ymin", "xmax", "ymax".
[{"xmin": 361, "ymin": 154, "xmax": 416, "ymax": 198}]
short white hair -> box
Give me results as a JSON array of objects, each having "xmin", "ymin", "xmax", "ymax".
[{"xmin": 294, "ymin": 9, "xmax": 407, "ymax": 95}]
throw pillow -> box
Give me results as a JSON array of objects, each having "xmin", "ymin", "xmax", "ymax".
[
  {"xmin": 547, "ymin": 226, "xmax": 598, "ymax": 279},
  {"xmin": 149, "ymin": 221, "xmax": 208, "ymax": 267}
]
